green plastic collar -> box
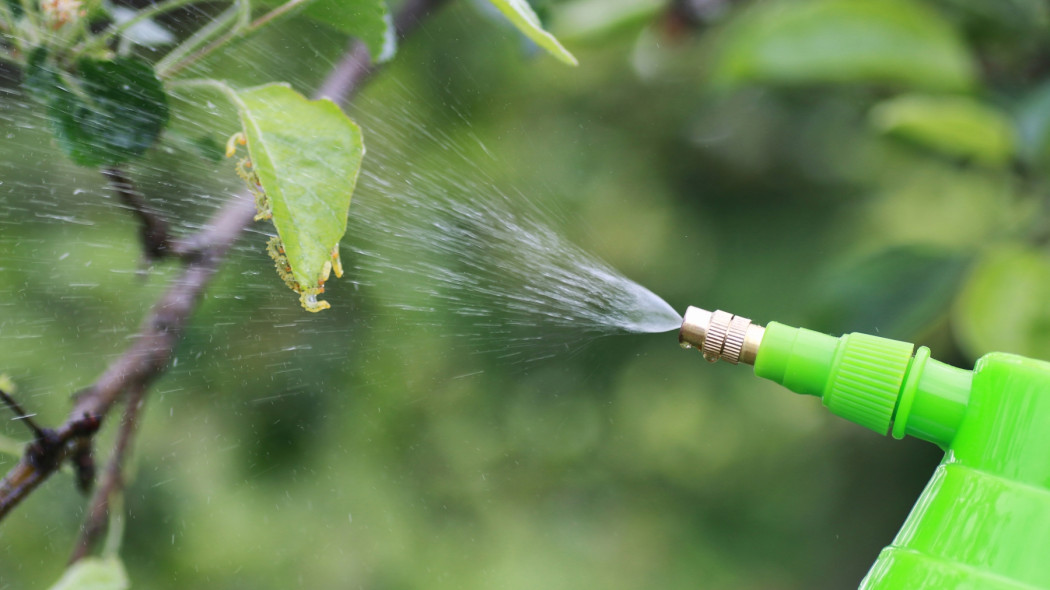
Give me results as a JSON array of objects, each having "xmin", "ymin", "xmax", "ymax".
[
  {"xmin": 826, "ymin": 332, "xmax": 914, "ymax": 434},
  {"xmin": 753, "ymin": 322, "xmax": 971, "ymax": 445},
  {"xmin": 754, "ymin": 323, "xmax": 912, "ymax": 435}
]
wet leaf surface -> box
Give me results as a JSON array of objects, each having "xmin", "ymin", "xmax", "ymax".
[
  {"xmin": 257, "ymin": 0, "xmax": 394, "ymax": 62},
  {"xmin": 235, "ymin": 83, "xmax": 363, "ymax": 311},
  {"xmin": 552, "ymin": 0, "xmax": 662, "ymax": 42},
  {"xmin": 488, "ymin": 0, "xmax": 578, "ymax": 65}
]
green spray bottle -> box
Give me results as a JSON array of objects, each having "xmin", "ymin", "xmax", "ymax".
[{"xmin": 679, "ymin": 307, "xmax": 1050, "ymax": 589}]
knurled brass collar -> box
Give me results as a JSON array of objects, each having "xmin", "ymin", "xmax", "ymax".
[
  {"xmin": 703, "ymin": 310, "xmax": 734, "ymax": 362},
  {"xmin": 679, "ymin": 306, "xmax": 765, "ymax": 365}
]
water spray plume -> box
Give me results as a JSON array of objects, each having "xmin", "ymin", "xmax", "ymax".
[{"xmin": 341, "ymin": 99, "xmax": 682, "ymax": 358}]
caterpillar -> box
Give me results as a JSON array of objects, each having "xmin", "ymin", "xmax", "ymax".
[
  {"xmin": 226, "ymin": 132, "xmax": 271, "ymax": 222},
  {"xmin": 228, "ymin": 132, "xmax": 343, "ymax": 313}
]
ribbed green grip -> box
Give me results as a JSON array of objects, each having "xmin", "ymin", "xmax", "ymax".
[
  {"xmin": 754, "ymin": 323, "xmax": 916, "ymax": 435},
  {"xmin": 825, "ymin": 333, "xmax": 914, "ymax": 435}
]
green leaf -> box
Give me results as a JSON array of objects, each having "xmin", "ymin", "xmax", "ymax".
[
  {"xmin": 58, "ymin": 58, "xmax": 170, "ymax": 167},
  {"xmin": 488, "ymin": 0, "xmax": 578, "ymax": 65},
  {"xmin": 808, "ymin": 246, "xmax": 972, "ymax": 338},
  {"xmin": 234, "ymin": 83, "xmax": 363, "ymax": 312},
  {"xmin": 48, "ymin": 557, "xmax": 129, "ymax": 590},
  {"xmin": 1015, "ymin": 81, "xmax": 1050, "ymax": 166},
  {"xmin": 257, "ymin": 0, "xmax": 395, "ymax": 62},
  {"xmin": 552, "ymin": 0, "xmax": 664, "ymax": 42},
  {"xmin": 953, "ymin": 246, "xmax": 1050, "ymax": 361},
  {"xmin": 23, "ymin": 52, "xmax": 170, "ymax": 167},
  {"xmin": 708, "ymin": 0, "xmax": 976, "ymax": 91},
  {"xmin": 870, "ymin": 94, "xmax": 1016, "ymax": 166}
]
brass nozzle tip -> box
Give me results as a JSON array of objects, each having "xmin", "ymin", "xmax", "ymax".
[
  {"xmin": 679, "ymin": 307, "xmax": 713, "ymax": 350},
  {"xmin": 679, "ymin": 306, "xmax": 764, "ymax": 365}
]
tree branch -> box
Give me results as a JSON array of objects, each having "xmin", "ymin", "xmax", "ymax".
[
  {"xmin": 0, "ymin": 395, "xmax": 101, "ymax": 520},
  {"xmin": 69, "ymin": 383, "xmax": 146, "ymax": 563},
  {"xmin": 102, "ymin": 167, "xmax": 176, "ymax": 263},
  {"xmin": 316, "ymin": 0, "xmax": 451, "ymax": 105},
  {"xmin": 0, "ymin": 0, "xmax": 451, "ymax": 528},
  {"xmin": 0, "ymin": 388, "xmax": 47, "ymax": 440}
]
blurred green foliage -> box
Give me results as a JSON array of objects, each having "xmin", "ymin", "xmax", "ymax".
[
  {"xmin": 2, "ymin": 0, "xmax": 1050, "ymax": 588},
  {"xmin": 705, "ymin": 0, "xmax": 976, "ymax": 91},
  {"xmin": 24, "ymin": 50, "xmax": 170, "ymax": 167}
]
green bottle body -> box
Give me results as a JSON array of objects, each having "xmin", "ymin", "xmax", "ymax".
[
  {"xmin": 752, "ymin": 324, "xmax": 1050, "ymax": 589},
  {"xmin": 862, "ymin": 352, "xmax": 1050, "ymax": 590}
]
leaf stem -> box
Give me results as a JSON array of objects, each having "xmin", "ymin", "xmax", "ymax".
[
  {"xmin": 158, "ymin": 0, "xmax": 315, "ymax": 78},
  {"xmin": 242, "ymin": 0, "xmax": 308, "ymax": 32},
  {"xmin": 102, "ymin": 492, "xmax": 125, "ymax": 558},
  {"xmin": 167, "ymin": 77, "xmax": 243, "ymax": 110},
  {"xmin": 154, "ymin": 0, "xmax": 248, "ymax": 77}
]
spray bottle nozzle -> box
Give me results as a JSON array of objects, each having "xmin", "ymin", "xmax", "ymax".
[
  {"xmin": 679, "ymin": 306, "xmax": 765, "ymax": 365},
  {"xmin": 683, "ymin": 310, "xmax": 972, "ymax": 443}
]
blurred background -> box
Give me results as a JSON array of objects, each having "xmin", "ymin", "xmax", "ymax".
[{"xmin": 2, "ymin": 0, "xmax": 1050, "ymax": 587}]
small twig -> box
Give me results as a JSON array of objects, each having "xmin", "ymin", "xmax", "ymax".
[
  {"xmin": 0, "ymin": 407, "xmax": 100, "ymax": 520},
  {"xmin": 0, "ymin": 389, "xmax": 47, "ymax": 440},
  {"xmin": 314, "ymin": 41, "xmax": 371, "ymax": 105},
  {"xmin": 0, "ymin": 390, "xmax": 97, "ymax": 488},
  {"xmin": 102, "ymin": 167, "xmax": 176, "ymax": 263},
  {"xmin": 154, "ymin": 0, "xmax": 249, "ymax": 76},
  {"xmin": 159, "ymin": 0, "xmax": 312, "ymax": 78},
  {"xmin": 70, "ymin": 384, "xmax": 146, "ymax": 563},
  {"xmin": 243, "ymin": 0, "xmax": 310, "ymax": 33}
]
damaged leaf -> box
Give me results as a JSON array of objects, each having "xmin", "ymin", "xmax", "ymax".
[{"xmin": 230, "ymin": 83, "xmax": 363, "ymax": 312}]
